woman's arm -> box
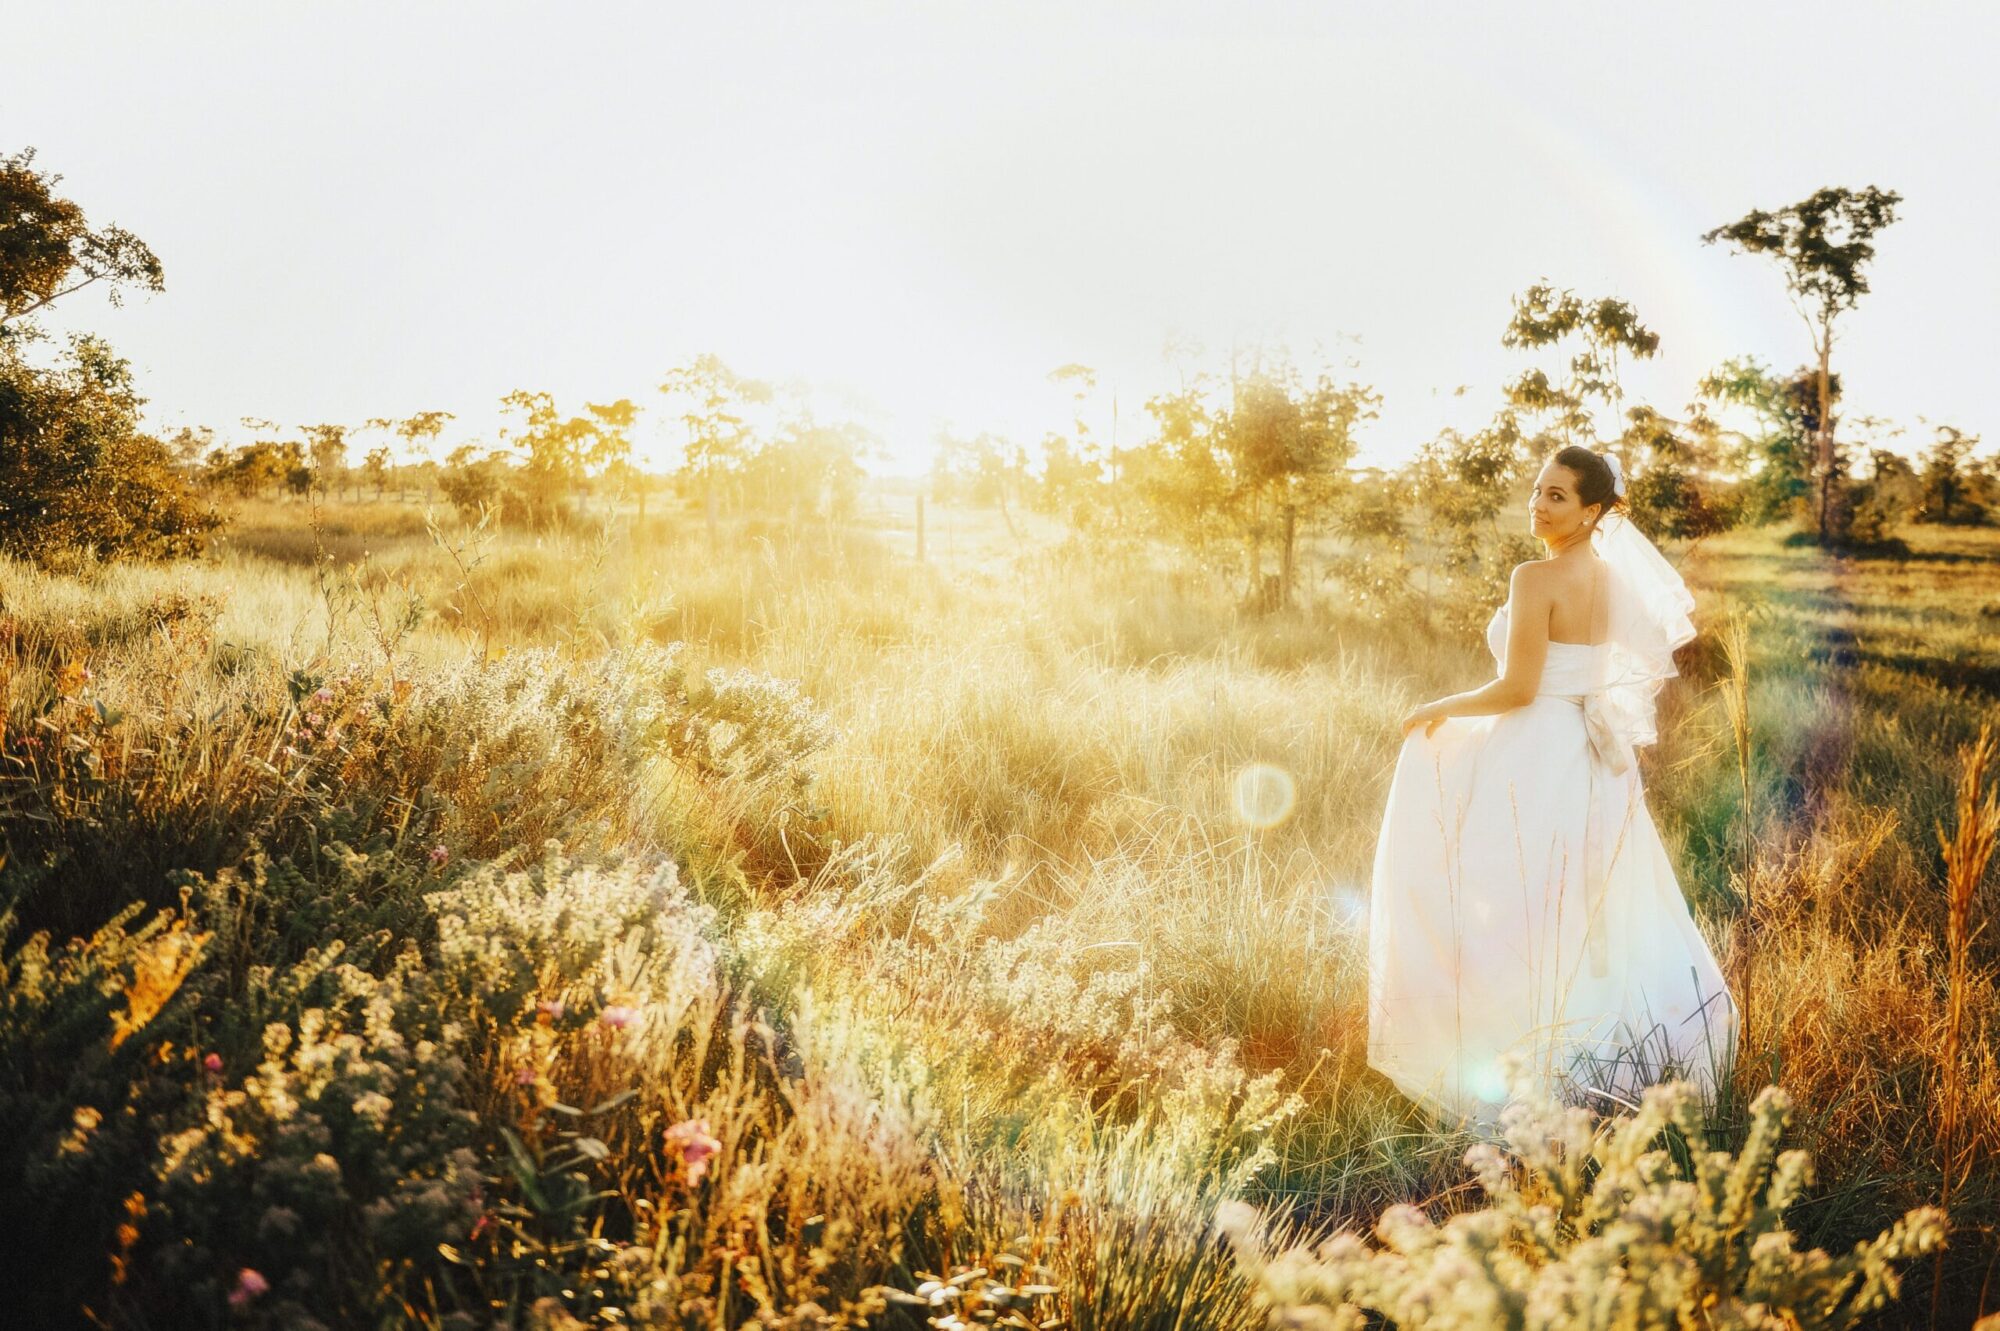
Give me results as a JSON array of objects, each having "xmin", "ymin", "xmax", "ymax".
[{"xmin": 1399, "ymin": 564, "xmax": 1553, "ymax": 737}]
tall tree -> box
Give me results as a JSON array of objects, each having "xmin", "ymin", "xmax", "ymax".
[
  {"xmin": 1034, "ymin": 432, "xmax": 1104, "ymax": 520},
  {"xmin": 436, "ymin": 443, "xmax": 509, "ymax": 521},
  {"xmin": 1127, "ymin": 380, "xmax": 1230, "ymax": 559},
  {"xmin": 741, "ymin": 415, "xmax": 872, "ymax": 520},
  {"xmin": 931, "ymin": 428, "xmax": 1029, "ymax": 537},
  {"xmin": 1693, "ymin": 357, "xmax": 1835, "ymax": 526},
  {"xmin": 1702, "ymin": 185, "xmax": 1901, "ymax": 543},
  {"xmin": 163, "ymin": 424, "xmax": 215, "ymax": 475},
  {"xmin": 1046, "ymin": 362, "xmax": 1111, "ymax": 521},
  {"xmin": 1617, "ymin": 405, "xmax": 1730, "ymax": 539}
]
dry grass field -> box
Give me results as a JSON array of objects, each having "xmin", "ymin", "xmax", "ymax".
[{"xmin": 0, "ymin": 489, "xmax": 1994, "ymax": 1328}]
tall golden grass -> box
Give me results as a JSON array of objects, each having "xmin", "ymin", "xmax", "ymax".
[
  {"xmin": 1934, "ymin": 722, "xmax": 1999, "ymax": 1324},
  {"xmin": 0, "ymin": 492, "xmax": 1993, "ymax": 1326}
]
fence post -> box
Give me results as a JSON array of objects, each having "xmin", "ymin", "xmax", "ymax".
[{"xmin": 1280, "ymin": 503, "xmax": 1296, "ymax": 607}]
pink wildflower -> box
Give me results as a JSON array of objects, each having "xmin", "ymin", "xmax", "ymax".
[
  {"xmin": 428, "ymin": 844, "xmax": 450, "ymax": 868},
  {"xmin": 203, "ymin": 1053, "xmax": 224, "ymax": 1074},
  {"xmin": 536, "ymin": 999, "xmax": 566, "ymax": 1021},
  {"xmin": 227, "ymin": 1267, "xmax": 269, "ymax": 1308},
  {"xmin": 599, "ymin": 1004, "xmax": 641, "ymax": 1031},
  {"xmin": 663, "ymin": 1118, "xmax": 721, "ymax": 1186},
  {"xmin": 313, "ymin": 687, "xmax": 335, "ymax": 704},
  {"xmin": 514, "ymin": 1065, "xmax": 537, "ymax": 1087}
]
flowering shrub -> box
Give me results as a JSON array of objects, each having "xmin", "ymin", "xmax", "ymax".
[
  {"xmin": 428, "ymin": 838, "xmax": 721, "ymax": 1031},
  {"xmin": 665, "ymin": 663, "xmax": 839, "ymax": 793},
  {"xmin": 1216, "ymin": 1078, "xmax": 1947, "ymax": 1331},
  {"xmin": 425, "ymin": 846, "xmax": 936, "ymax": 1327},
  {"xmin": 0, "ymin": 570, "xmax": 841, "ymax": 941},
  {"xmin": 144, "ymin": 954, "xmax": 482, "ymax": 1328}
]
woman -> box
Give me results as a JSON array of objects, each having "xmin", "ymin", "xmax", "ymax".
[{"xmin": 1366, "ymin": 445, "xmax": 1737, "ymax": 1125}]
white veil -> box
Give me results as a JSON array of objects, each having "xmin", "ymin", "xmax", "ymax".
[{"xmin": 1579, "ymin": 510, "xmax": 1698, "ymax": 776}]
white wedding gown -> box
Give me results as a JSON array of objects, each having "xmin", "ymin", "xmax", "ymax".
[{"xmin": 1366, "ymin": 596, "xmax": 1738, "ymax": 1124}]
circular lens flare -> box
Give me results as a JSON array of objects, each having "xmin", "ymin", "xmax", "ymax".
[{"xmin": 1233, "ymin": 762, "xmax": 1297, "ymax": 830}]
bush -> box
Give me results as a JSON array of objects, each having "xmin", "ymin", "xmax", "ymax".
[
  {"xmin": 0, "ymin": 336, "xmax": 223, "ymax": 568},
  {"xmin": 1217, "ymin": 1074, "xmax": 1946, "ymax": 1331},
  {"xmin": 1627, "ymin": 461, "xmax": 1732, "ymax": 540},
  {"xmin": 143, "ymin": 955, "xmax": 482, "ymax": 1329}
]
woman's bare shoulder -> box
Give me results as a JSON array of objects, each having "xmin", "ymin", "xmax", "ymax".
[
  {"xmin": 1508, "ymin": 560, "xmax": 1557, "ymax": 594},
  {"xmin": 1516, "ymin": 555, "xmax": 1603, "ymax": 593}
]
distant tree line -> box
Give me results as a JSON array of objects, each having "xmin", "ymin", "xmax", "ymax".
[
  {"xmin": 3, "ymin": 150, "xmax": 1989, "ymax": 584},
  {"xmin": 425, "ymin": 356, "xmax": 871, "ymax": 533},
  {"xmin": 929, "ymin": 184, "xmax": 1991, "ymax": 618},
  {"xmin": 165, "ymin": 356, "xmax": 870, "ymax": 538}
]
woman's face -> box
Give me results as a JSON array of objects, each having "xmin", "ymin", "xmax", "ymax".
[{"xmin": 1529, "ymin": 461, "xmax": 1600, "ymax": 543}]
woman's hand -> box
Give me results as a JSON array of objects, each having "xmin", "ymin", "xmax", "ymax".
[{"xmin": 1399, "ymin": 702, "xmax": 1447, "ymax": 739}]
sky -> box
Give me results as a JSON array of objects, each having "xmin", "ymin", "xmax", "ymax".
[{"xmin": 7, "ymin": 1, "xmax": 1997, "ymax": 474}]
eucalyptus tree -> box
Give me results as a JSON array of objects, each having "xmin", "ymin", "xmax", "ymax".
[
  {"xmin": 1045, "ymin": 362, "xmax": 1114, "ymax": 523},
  {"xmin": 1691, "ymin": 357, "xmax": 1838, "ymax": 526},
  {"xmin": 931, "ymin": 428, "xmax": 1029, "ymax": 538},
  {"xmin": 396, "ymin": 411, "xmax": 454, "ymax": 501},
  {"xmin": 1702, "ymin": 186, "xmax": 1902, "ymax": 543}
]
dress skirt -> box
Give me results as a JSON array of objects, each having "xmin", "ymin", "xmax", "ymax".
[{"xmin": 1365, "ymin": 646, "xmax": 1737, "ymax": 1124}]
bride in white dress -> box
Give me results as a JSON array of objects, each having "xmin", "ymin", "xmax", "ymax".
[{"xmin": 1366, "ymin": 446, "xmax": 1737, "ymax": 1125}]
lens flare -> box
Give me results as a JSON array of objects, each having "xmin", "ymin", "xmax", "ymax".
[
  {"xmin": 1467, "ymin": 1058, "xmax": 1510, "ymax": 1105},
  {"xmin": 1233, "ymin": 762, "xmax": 1297, "ymax": 830},
  {"xmin": 1326, "ymin": 883, "xmax": 1369, "ymax": 931}
]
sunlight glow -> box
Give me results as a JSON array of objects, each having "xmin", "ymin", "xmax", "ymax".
[
  {"xmin": 10, "ymin": 6, "xmax": 1990, "ymax": 474},
  {"xmin": 1233, "ymin": 762, "xmax": 1297, "ymax": 830}
]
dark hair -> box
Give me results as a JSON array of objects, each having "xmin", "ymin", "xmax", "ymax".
[{"xmin": 1549, "ymin": 446, "xmax": 1626, "ymax": 519}]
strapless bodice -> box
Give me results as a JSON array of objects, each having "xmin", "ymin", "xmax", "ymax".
[{"xmin": 1486, "ymin": 604, "xmax": 1602, "ymax": 696}]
